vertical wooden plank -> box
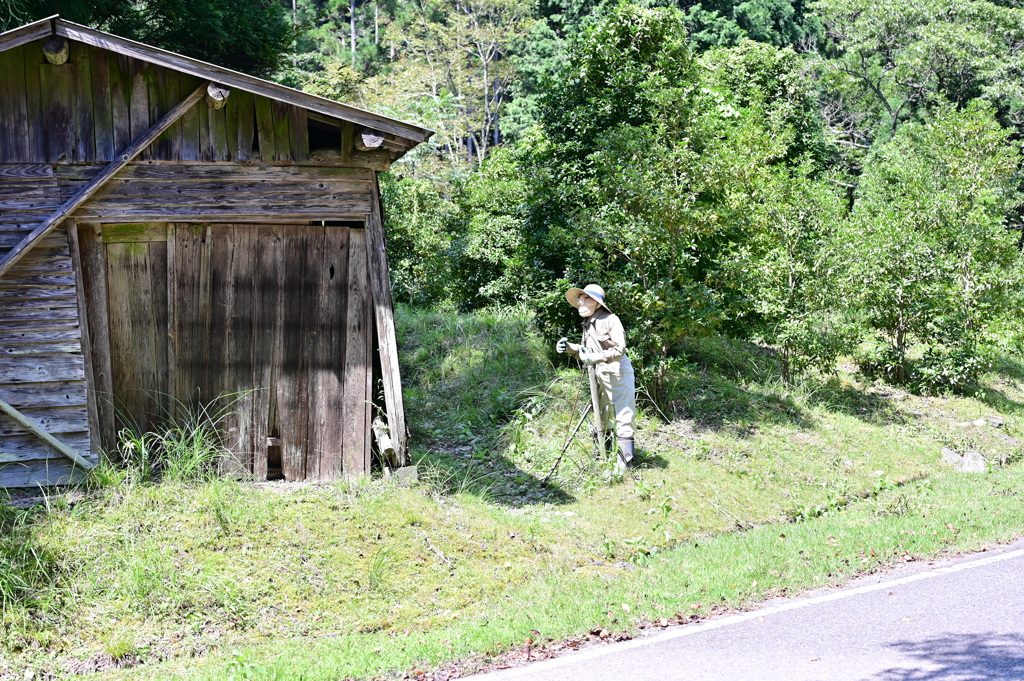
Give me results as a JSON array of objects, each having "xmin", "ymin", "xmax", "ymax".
[
  {"xmin": 277, "ymin": 225, "xmax": 311, "ymax": 480},
  {"xmin": 343, "ymin": 227, "xmax": 371, "ymax": 476},
  {"xmin": 208, "ymin": 224, "xmax": 255, "ymax": 478},
  {"xmin": 340, "ymin": 121, "xmax": 354, "ymax": 163},
  {"xmin": 271, "ymin": 100, "xmax": 291, "ymax": 162},
  {"xmin": 2, "ymin": 45, "xmax": 30, "ymax": 163},
  {"xmin": 170, "ymin": 224, "xmax": 212, "ymax": 412},
  {"xmin": 254, "ymin": 95, "xmax": 276, "ymax": 162},
  {"xmin": 289, "ymin": 105, "xmax": 309, "ymax": 162},
  {"xmin": 38, "ymin": 63, "xmax": 75, "ymax": 163},
  {"xmin": 73, "ymin": 42, "xmax": 95, "ymax": 162},
  {"xmin": 105, "ymin": 239, "xmax": 168, "ymax": 433},
  {"xmin": 110, "ymin": 54, "xmax": 132, "ymax": 153},
  {"xmin": 223, "ymin": 91, "xmax": 239, "ymax": 162},
  {"xmin": 163, "ymin": 70, "xmax": 182, "ymax": 161},
  {"xmin": 23, "ymin": 41, "xmax": 46, "ymax": 163},
  {"xmin": 198, "ymin": 96, "xmax": 211, "ymax": 162},
  {"xmin": 366, "ymin": 178, "xmax": 408, "ymax": 462},
  {"xmin": 305, "ymin": 225, "xmax": 348, "ymax": 480},
  {"xmin": 75, "ymin": 222, "xmax": 115, "ymax": 455},
  {"xmin": 208, "ymin": 103, "xmax": 230, "ymax": 162},
  {"xmin": 235, "ymin": 90, "xmax": 255, "ymax": 161},
  {"xmin": 178, "ymin": 75, "xmax": 201, "ymax": 161},
  {"xmin": 91, "ymin": 46, "xmax": 115, "ymax": 161},
  {"xmin": 67, "ymin": 222, "xmax": 99, "ymax": 458},
  {"xmin": 0, "ymin": 47, "xmax": 15, "ymax": 163},
  {"xmin": 249, "ymin": 224, "xmax": 281, "ymax": 481},
  {"xmin": 166, "ymin": 223, "xmax": 178, "ymax": 423},
  {"xmin": 149, "ymin": 65, "xmax": 172, "ymax": 160},
  {"xmin": 128, "ymin": 58, "xmax": 150, "ymax": 160}
]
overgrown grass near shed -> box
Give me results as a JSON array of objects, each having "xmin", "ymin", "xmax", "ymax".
[{"xmin": 2, "ymin": 307, "xmax": 1024, "ymax": 680}]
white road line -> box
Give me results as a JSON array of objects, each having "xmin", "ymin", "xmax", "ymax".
[{"xmin": 479, "ymin": 546, "xmax": 1024, "ymax": 679}]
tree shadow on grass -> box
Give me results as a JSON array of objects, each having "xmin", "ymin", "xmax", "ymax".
[
  {"xmin": 802, "ymin": 381, "xmax": 908, "ymax": 427},
  {"xmin": 664, "ymin": 372, "xmax": 813, "ymax": 437},
  {"xmin": 867, "ymin": 632, "xmax": 1024, "ymax": 681}
]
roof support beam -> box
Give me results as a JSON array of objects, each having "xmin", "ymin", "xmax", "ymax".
[{"xmin": 0, "ymin": 82, "xmax": 209, "ymax": 280}]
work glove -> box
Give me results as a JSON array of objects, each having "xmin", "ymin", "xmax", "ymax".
[
  {"xmin": 577, "ymin": 348, "xmax": 598, "ymax": 365},
  {"xmin": 556, "ymin": 337, "xmax": 568, "ymax": 354}
]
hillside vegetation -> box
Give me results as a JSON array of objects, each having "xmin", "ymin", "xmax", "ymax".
[{"xmin": 3, "ymin": 306, "xmax": 1024, "ymax": 680}]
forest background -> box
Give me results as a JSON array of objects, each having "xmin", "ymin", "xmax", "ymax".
[{"xmin": 5, "ymin": 0, "xmax": 1024, "ymax": 401}]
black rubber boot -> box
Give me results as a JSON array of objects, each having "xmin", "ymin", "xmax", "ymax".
[
  {"xmin": 616, "ymin": 437, "xmax": 634, "ymax": 471},
  {"xmin": 604, "ymin": 430, "xmax": 617, "ymax": 455}
]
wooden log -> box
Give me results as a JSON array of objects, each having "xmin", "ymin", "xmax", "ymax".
[
  {"xmin": 0, "ymin": 397, "xmax": 94, "ymax": 470},
  {"xmin": 42, "ymin": 36, "xmax": 69, "ymax": 65},
  {"xmin": 0, "ymin": 82, "xmax": 208, "ymax": 281},
  {"xmin": 206, "ymin": 83, "xmax": 230, "ymax": 109},
  {"xmin": 365, "ymin": 177, "xmax": 408, "ymax": 463},
  {"xmin": 355, "ymin": 129, "xmax": 386, "ymax": 151}
]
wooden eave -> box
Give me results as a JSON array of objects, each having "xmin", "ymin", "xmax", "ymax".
[{"xmin": 0, "ymin": 16, "xmax": 435, "ymax": 148}]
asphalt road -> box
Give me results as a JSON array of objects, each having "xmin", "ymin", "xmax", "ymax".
[{"xmin": 469, "ymin": 539, "xmax": 1024, "ymax": 681}]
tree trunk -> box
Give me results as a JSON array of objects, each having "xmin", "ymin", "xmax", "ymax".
[{"xmin": 350, "ymin": 0, "xmax": 357, "ymax": 66}]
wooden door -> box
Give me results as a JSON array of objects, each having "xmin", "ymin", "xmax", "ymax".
[
  {"xmin": 82, "ymin": 221, "xmax": 373, "ymax": 480},
  {"xmin": 169, "ymin": 223, "xmax": 373, "ymax": 481}
]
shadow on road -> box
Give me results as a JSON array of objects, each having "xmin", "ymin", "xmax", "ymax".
[{"xmin": 870, "ymin": 633, "xmax": 1024, "ymax": 681}]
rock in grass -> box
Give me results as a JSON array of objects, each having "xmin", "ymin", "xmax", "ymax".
[
  {"xmin": 941, "ymin": 448, "xmax": 962, "ymax": 467},
  {"xmin": 957, "ymin": 451, "xmax": 988, "ymax": 474}
]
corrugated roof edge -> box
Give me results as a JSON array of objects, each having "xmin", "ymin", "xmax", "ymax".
[{"xmin": 0, "ymin": 15, "xmax": 435, "ymax": 146}]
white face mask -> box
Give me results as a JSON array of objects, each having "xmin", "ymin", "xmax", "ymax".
[{"xmin": 578, "ymin": 295, "xmax": 597, "ymax": 318}]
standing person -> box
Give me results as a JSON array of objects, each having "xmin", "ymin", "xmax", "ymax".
[{"xmin": 556, "ymin": 284, "xmax": 637, "ymax": 470}]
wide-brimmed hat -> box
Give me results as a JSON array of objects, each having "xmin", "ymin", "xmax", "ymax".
[{"xmin": 565, "ymin": 284, "xmax": 611, "ymax": 312}]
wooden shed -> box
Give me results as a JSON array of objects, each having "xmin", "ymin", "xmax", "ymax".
[{"xmin": 0, "ymin": 17, "xmax": 431, "ymax": 487}]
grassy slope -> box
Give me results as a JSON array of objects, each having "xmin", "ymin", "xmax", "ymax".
[{"xmin": 2, "ymin": 306, "xmax": 1023, "ymax": 680}]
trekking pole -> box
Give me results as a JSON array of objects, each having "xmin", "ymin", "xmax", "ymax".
[{"xmin": 587, "ymin": 364, "xmax": 605, "ymax": 457}]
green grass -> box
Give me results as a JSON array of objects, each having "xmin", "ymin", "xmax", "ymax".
[{"xmin": 2, "ymin": 305, "xmax": 1024, "ymax": 680}]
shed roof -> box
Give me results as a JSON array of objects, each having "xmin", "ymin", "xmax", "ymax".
[{"xmin": 0, "ymin": 15, "xmax": 434, "ymax": 147}]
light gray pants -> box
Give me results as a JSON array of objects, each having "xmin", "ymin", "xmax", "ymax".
[{"xmin": 595, "ymin": 355, "xmax": 635, "ymax": 440}]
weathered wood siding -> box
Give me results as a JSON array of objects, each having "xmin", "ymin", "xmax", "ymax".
[
  {"xmin": 0, "ymin": 32, "xmax": 411, "ymax": 485},
  {"xmin": 76, "ymin": 222, "xmax": 373, "ymax": 481},
  {"xmin": 0, "ymin": 41, "xmax": 311, "ymax": 164},
  {"xmin": 59, "ymin": 164, "xmax": 373, "ymax": 222},
  {"xmin": 0, "ymin": 165, "xmax": 94, "ymax": 487}
]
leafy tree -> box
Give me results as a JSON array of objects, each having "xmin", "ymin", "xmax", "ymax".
[
  {"xmin": 810, "ymin": 0, "xmax": 1024, "ymax": 151},
  {"xmin": 841, "ymin": 102, "xmax": 1024, "ymax": 390},
  {"xmin": 683, "ymin": 0, "xmax": 822, "ymax": 52}
]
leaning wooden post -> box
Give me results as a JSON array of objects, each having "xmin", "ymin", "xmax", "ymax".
[
  {"xmin": 0, "ymin": 81, "xmax": 209, "ymax": 280},
  {"xmin": 365, "ymin": 176, "xmax": 409, "ymax": 465},
  {"xmin": 0, "ymin": 397, "xmax": 95, "ymax": 471}
]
